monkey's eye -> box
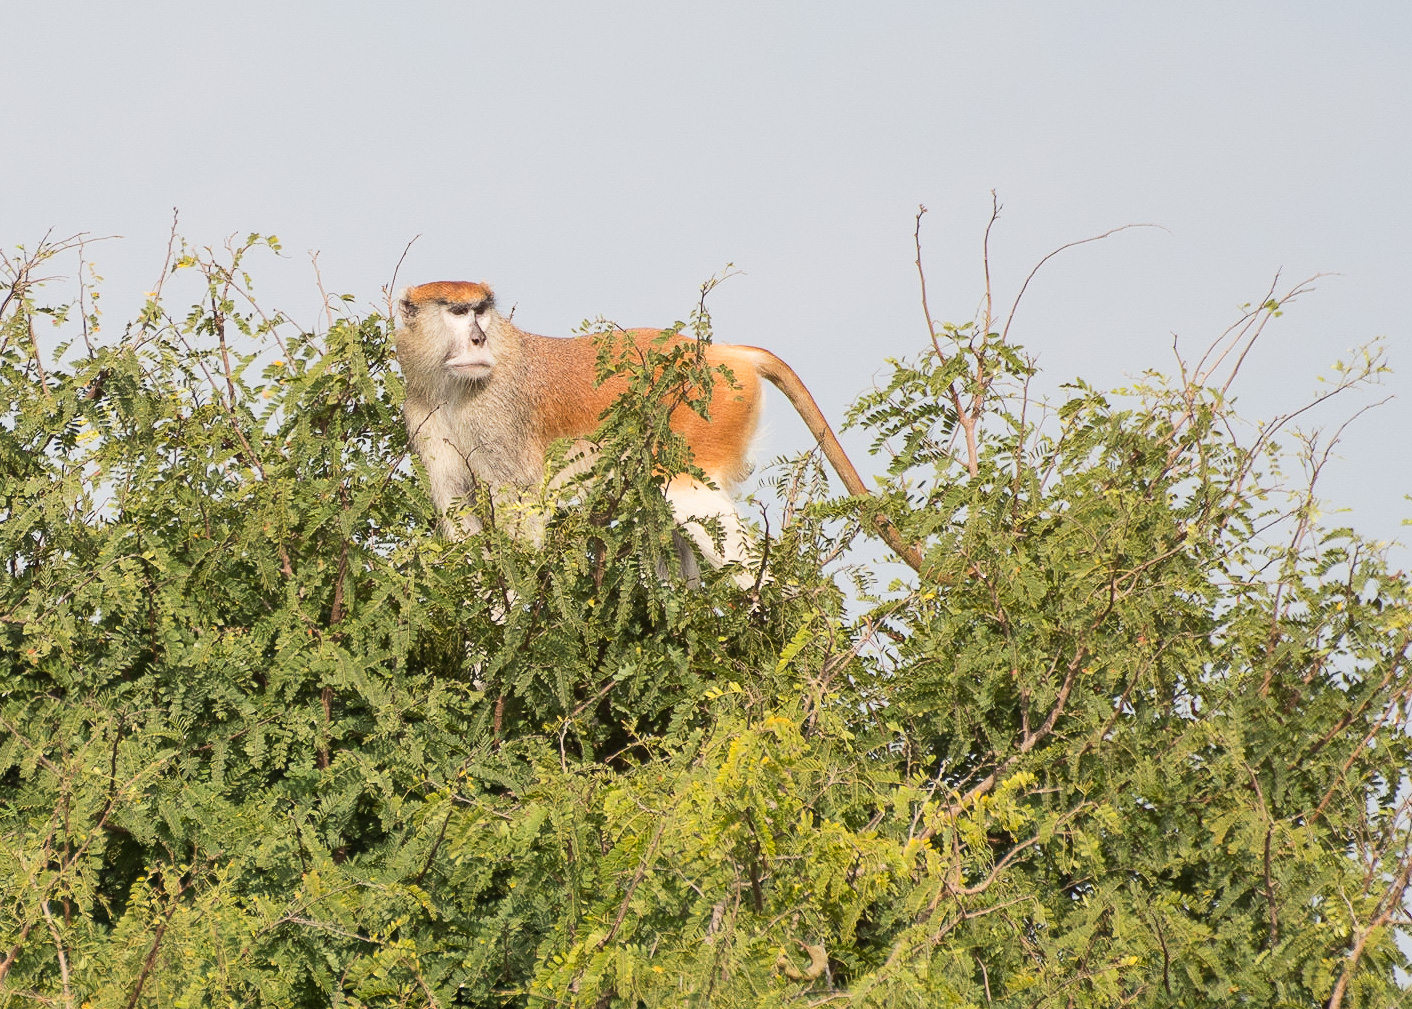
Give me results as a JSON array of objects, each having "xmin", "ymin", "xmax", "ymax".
[{"xmin": 448, "ymin": 304, "xmax": 473, "ymax": 316}]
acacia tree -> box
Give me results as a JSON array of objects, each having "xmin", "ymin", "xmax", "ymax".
[{"xmin": 0, "ymin": 222, "xmax": 1407, "ymax": 1008}]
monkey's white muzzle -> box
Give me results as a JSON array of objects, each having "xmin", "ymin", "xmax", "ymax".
[{"xmin": 445, "ymin": 354, "xmax": 495, "ymax": 380}]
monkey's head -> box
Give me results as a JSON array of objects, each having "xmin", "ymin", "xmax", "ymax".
[{"xmin": 397, "ymin": 281, "xmax": 499, "ymax": 383}]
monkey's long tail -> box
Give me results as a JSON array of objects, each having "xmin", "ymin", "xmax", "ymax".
[{"xmin": 740, "ymin": 347, "xmax": 927, "ymax": 575}]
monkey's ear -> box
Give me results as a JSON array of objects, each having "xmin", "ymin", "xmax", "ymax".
[{"xmin": 398, "ymin": 297, "xmax": 420, "ymax": 325}]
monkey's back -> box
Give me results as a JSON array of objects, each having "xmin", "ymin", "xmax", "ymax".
[{"xmin": 523, "ymin": 330, "xmax": 763, "ymax": 488}]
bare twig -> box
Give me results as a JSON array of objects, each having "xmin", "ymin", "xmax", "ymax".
[
  {"xmin": 75, "ymin": 240, "xmax": 97, "ymax": 358},
  {"xmin": 1000, "ymin": 223, "xmax": 1164, "ymax": 347},
  {"xmin": 914, "ymin": 205, "xmax": 943, "ymax": 361},
  {"xmin": 148, "ymin": 209, "xmax": 182, "ymax": 308},
  {"xmin": 982, "ymin": 191, "xmax": 1000, "ymax": 335},
  {"xmin": 913, "ymin": 205, "xmax": 977, "ymax": 475},
  {"xmin": 311, "ymin": 250, "xmax": 336, "ymax": 331},
  {"xmin": 384, "ymin": 235, "xmax": 420, "ymax": 321}
]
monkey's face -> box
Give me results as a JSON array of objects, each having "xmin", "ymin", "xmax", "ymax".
[{"xmin": 436, "ymin": 301, "xmax": 497, "ymax": 381}]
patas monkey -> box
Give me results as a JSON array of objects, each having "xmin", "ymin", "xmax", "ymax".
[{"xmin": 395, "ymin": 281, "xmax": 924, "ymax": 580}]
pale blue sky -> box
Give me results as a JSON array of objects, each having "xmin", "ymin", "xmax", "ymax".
[{"xmin": 5, "ymin": 1, "xmax": 1408, "ymax": 555}]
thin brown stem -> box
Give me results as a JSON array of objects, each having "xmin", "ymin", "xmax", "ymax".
[
  {"xmin": 1000, "ymin": 223, "xmax": 1162, "ymax": 347},
  {"xmin": 982, "ymin": 191, "xmax": 1000, "ymax": 335},
  {"xmin": 914, "ymin": 205, "xmax": 943, "ymax": 361},
  {"xmin": 384, "ymin": 235, "xmax": 420, "ymax": 320}
]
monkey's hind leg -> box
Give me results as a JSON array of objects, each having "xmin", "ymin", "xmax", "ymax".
[{"xmin": 665, "ymin": 478, "xmax": 754, "ymax": 589}]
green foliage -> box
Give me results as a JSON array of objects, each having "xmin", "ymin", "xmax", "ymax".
[{"xmin": 1, "ymin": 233, "xmax": 1408, "ymax": 1008}]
